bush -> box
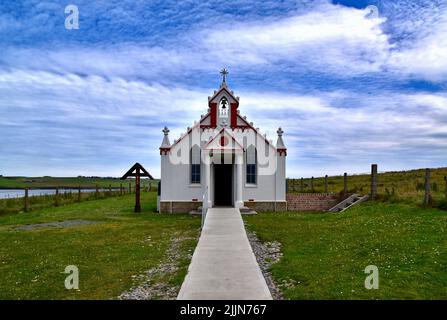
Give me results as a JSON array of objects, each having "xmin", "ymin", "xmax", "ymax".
[
  {"xmin": 384, "ymin": 187, "xmax": 399, "ymax": 203},
  {"xmin": 432, "ymin": 182, "xmax": 438, "ymax": 192},
  {"xmin": 437, "ymin": 199, "xmax": 447, "ymax": 211},
  {"xmin": 416, "ymin": 182, "xmax": 424, "ymax": 191}
]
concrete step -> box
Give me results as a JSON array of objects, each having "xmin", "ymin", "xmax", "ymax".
[
  {"xmin": 239, "ymin": 206, "xmax": 258, "ymax": 215},
  {"xmin": 191, "ymin": 207, "xmax": 258, "ymax": 215},
  {"xmin": 328, "ymin": 194, "xmax": 370, "ymax": 213}
]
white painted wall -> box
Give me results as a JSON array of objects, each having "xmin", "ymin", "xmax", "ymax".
[{"xmin": 160, "ymin": 125, "xmax": 286, "ymax": 203}]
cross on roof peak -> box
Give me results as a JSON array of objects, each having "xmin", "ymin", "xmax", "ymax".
[{"xmin": 220, "ymin": 68, "xmax": 229, "ymax": 84}]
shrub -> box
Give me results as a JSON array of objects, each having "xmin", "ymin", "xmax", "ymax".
[
  {"xmin": 432, "ymin": 182, "xmax": 438, "ymax": 192},
  {"xmin": 384, "ymin": 187, "xmax": 399, "ymax": 203},
  {"xmin": 437, "ymin": 199, "xmax": 447, "ymax": 211},
  {"xmin": 416, "ymin": 182, "xmax": 424, "ymax": 191}
]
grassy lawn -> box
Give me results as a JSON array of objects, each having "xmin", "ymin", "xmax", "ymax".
[
  {"xmin": 244, "ymin": 202, "xmax": 447, "ymax": 299},
  {"xmin": 1, "ymin": 189, "xmax": 130, "ymax": 215},
  {"xmin": 0, "ymin": 192, "xmax": 200, "ymax": 299}
]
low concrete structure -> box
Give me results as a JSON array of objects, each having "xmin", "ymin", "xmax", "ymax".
[{"xmin": 177, "ymin": 208, "xmax": 272, "ymax": 300}]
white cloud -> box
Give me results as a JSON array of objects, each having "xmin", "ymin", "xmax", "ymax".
[
  {"xmin": 236, "ymin": 89, "xmax": 447, "ymax": 177},
  {"xmin": 1, "ymin": 67, "xmax": 446, "ymax": 177},
  {"xmin": 2, "ymin": 1, "xmax": 446, "ymax": 82},
  {"xmin": 1, "ymin": 0, "xmax": 446, "ymax": 177},
  {"xmin": 0, "ymin": 70, "xmax": 210, "ymax": 177},
  {"xmin": 202, "ymin": 3, "xmax": 390, "ymax": 75},
  {"xmin": 389, "ymin": 23, "xmax": 447, "ymax": 81}
]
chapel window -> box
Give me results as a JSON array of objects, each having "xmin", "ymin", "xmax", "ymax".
[
  {"xmin": 246, "ymin": 145, "xmax": 257, "ymax": 184},
  {"xmin": 190, "ymin": 145, "xmax": 201, "ymax": 184}
]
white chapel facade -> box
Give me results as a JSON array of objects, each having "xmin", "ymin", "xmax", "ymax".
[{"xmin": 159, "ymin": 70, "xmax": 287, "ymax": 213}]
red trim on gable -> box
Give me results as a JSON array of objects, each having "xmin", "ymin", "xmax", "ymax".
[
  {"xmin": 159, "ymin": 148, "xmax": 170, "ymax": 155},
  {"xmin": 204, "ymin": 128, "xmax": 244, "ymax": 150},
  {"xmin": 235, "ymin": 114, "xmax": 276, "ymax": 148},
  {"xmin": 230, "ymin": 102, "xmax": 238, "ymax": 128},
  {"xmin": 200, "ymin": 112, "xmax": 210, "ymax": 123},
  {"xmin": 209, "ymin": 86, "xmax": 239, "ymax": 102},
  {"xmin": 207, "ymin": 148, "xmax": 243, "ymax": 152},
  {"xmin": 210, "ymin": 103, "xmax": 217, "ymax": 127}
]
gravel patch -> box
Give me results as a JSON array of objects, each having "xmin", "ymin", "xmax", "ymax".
[
  {"xmin": 16, "ymin": 219, "xmax": 99, "ymax": 231},
  {"xmin": 246, "ymin": 230, "xmax": 284, "ymax": 300},
  {"xmin": 118, "ymin": 235, "xmax": 196, "ymax": 300}
]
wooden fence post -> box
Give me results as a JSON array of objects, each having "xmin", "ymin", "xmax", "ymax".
[
  {"xmin": 324, "ymin": 175, "xmax": 328, "ymax": 193},
  {"xmin": 55, "ymin": 188, "xmax": 59, "ymax": 207},
  {"xmin": 300, "ymin": 177, "xmax": 304, "ymax": 192},
  {"xmin": 135, "ymin": 169, "xmax": 141, "ymax": 213},
  {"xmin": 120, "ymin": 183, "xmax": 123, "ymax": 196},
  {"xmin": 343, "ymin": 173, "xmax": 348, "ymax": 198},
  {"xmin": 424, "ymin": 168, "xmax": 431, "ymax": 205},
  {"xmin": 149, "ymin": 183, "xmax": 152, "ymax": 192},
  {"xmin": 371, "ymin": 164, "xmax": 378, "ymax": 200},
  {"xmin": 95, "ymin": 184, "xmax": 99, "ymax": 199},
  {"xmin": 24, "ymin": 188, "xmax": 29, "ymax": 212},
  {"xmin": 311, "ymin": 176, "xmax": 314, "ymax": 192},
  {"xmin": 109, "ymin": 184, "xmax": 112, "ymax": 196},
  {"xmin": 78, "ymin": 186, "xmax": 81, "ymax": 202}
]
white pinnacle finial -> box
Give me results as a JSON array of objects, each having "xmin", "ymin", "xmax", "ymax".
[
  {"xmin": 276, "ymin": 127, "xmax": 286, "ymax": 149},
  {"xmin": 160, "ymin": 126, "xmax": 171, "ymax": 148},
  {"xmin": 277, "ymin": 127, "xmax": 284, "ymax": 137}
]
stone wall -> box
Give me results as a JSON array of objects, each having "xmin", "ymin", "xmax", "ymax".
[
  {"xmin": 160, "ymin": 196, "xmax": 338, "ymax": 213},
  {"xmin": 286, "ymin": 193, "xmax": 339, "ymax": 211},
  {"xmin": 244, "ymin": 201, "xmax": 287, "ymax": 212},
  {"xmin": 159, "ymin": 201, "xmax": 202, "ymax": 213}
]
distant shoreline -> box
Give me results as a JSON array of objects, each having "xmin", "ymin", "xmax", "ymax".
[
  {"xmin": 0, "ymin": 176, "xmax": 159, "ymax": 189},
  {"xmin": 0, "ymin": 187, "xmax": 120, "ymax": 190}
]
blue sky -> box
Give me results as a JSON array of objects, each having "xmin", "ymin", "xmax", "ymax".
[{"xmin": 0, "ymin": 0, "xmax": 446, "ymax": 178}]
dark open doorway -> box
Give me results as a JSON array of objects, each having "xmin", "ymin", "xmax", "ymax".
[{"xmin": 214, "ymin": 164, "xmax": 233, "ymax": 206}]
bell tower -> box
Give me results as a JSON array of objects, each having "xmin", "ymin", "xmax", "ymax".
[{"xmin": 208, "ymin": 68, "xmax": 240, "ymax": 128}]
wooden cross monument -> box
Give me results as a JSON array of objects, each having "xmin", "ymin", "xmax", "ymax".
[{"xmin": 121, "ymin": 162, "xmax": 154, "ymax": 213}]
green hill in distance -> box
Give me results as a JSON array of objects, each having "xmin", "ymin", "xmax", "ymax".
[{"xmin": 0, "ymin": 176, "xmax": 158, "ymax": 189}]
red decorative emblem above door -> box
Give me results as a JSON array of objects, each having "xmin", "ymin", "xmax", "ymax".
[{"xmin": 219, "ymin": 136, "xmax": 229, "ymax": 146}]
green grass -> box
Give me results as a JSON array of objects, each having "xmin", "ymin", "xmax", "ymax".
[
  {"xmin": 0, "ymin": 176, "xmax": 158, "ymax": 189},
  {"xmin": 2, "ymin": 178, "xmax": 446, "ymax": 300},
  {"xmin": 0, "ymin": 192, "xmax": 200, "ymax": 299},
  {"xmin": 244, "ymin": 202, "xmax": 447, "ymax": 299},
  {"xmin": 0, "ymin": 189, "xmax": 129, "ymax": 215},
  {"xmin": 288, "ymin": 167, "xmax": 447, "ymax": 206}
]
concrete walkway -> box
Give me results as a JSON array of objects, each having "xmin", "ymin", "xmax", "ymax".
[{"xmin": 177, "ymin": 208, "xmax": 272, "ymax": 300}]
